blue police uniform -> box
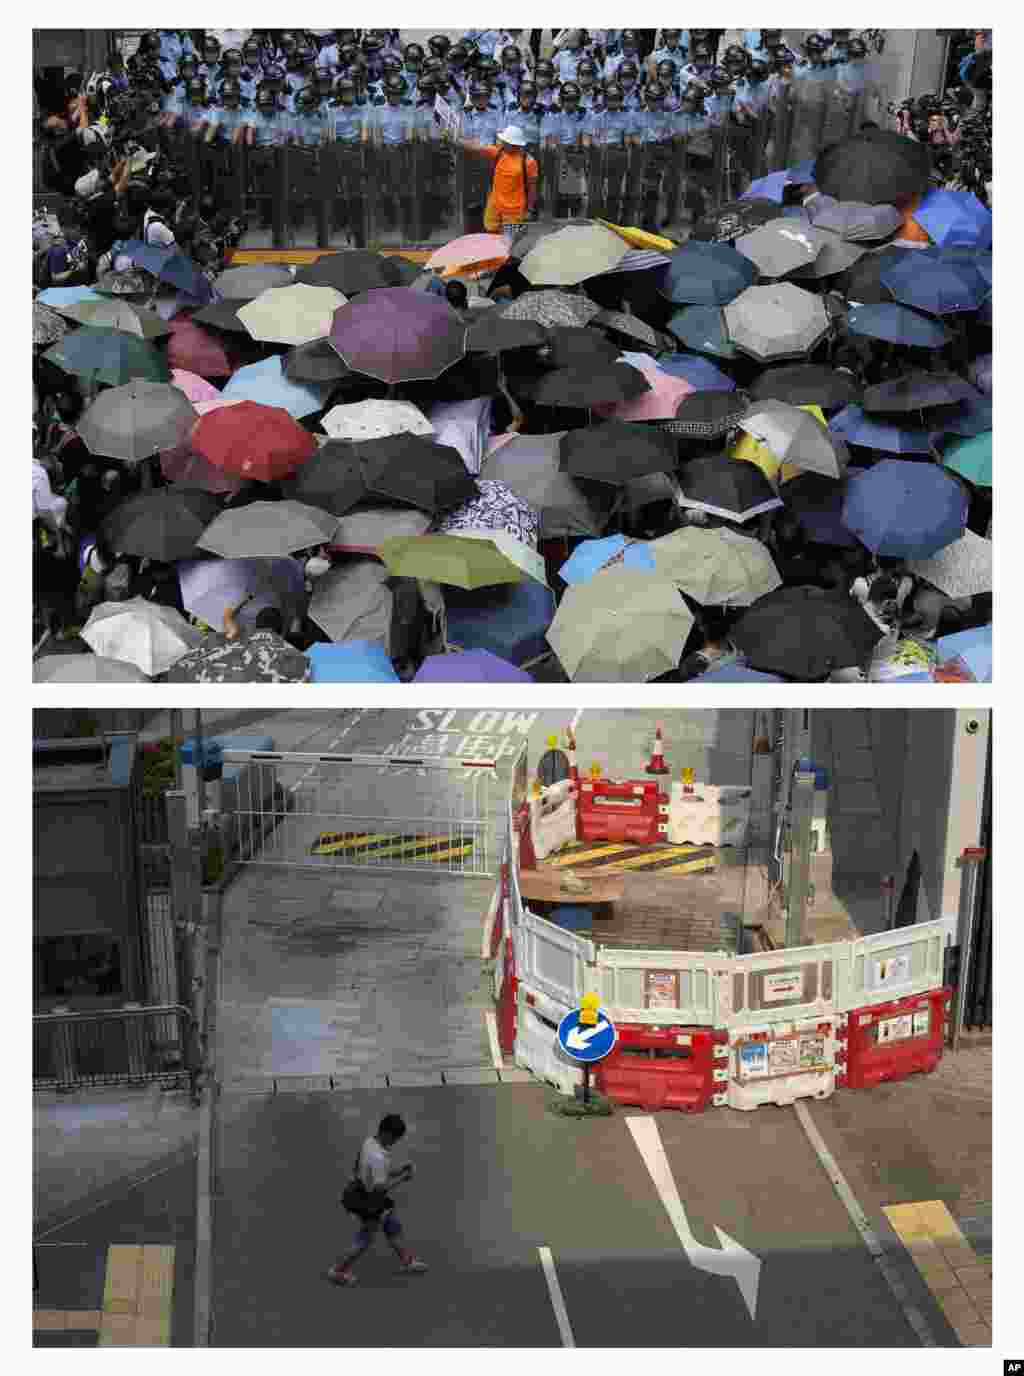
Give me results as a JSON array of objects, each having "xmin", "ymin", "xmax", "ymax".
[
  {"xmin": 553, "ymin": 49, "xmax": 586, "ymax": 82},
  {"xmin": 373, "ymin": 102, "xmax": 414, "ymax": 144},
  {"xmin": 208, "ymin": 103, "xmax": 244, "ymax": 142},
  {"xmin": 640, "ymin": 107, "xmax": 677, "ymax": 144},
  {"xmin": 331, "ymin": 104, "xmax": 368, "ymax": 143},
  {"xmin": 734, "ymin": 77, "xmax": 771, "ymax": 116},
  {"xmin": 741, "ymin": 30, "xmax": 762, "ymax": 56},
  {"xmin": 462, "ymin": 106, "xmax": 503, "ymax": 144},
  {"xmin": 508, "ymin": 105, "xmax": 543, "ymax": 147},
  {"xmin": 291, "ymin": 107, "xmax": 327, "ymax": 146},
  {"xmin": 651, "ymin": 43, "xmax": 688, "ymax": 79},
  {"xmin": 251, "ymin": 109, "xmax": 289, "ymax": 146},
  {"xmin": 616, "ymin": 82, "xmax": 645, "ymax": 113},
  {"xmin": 585, "ymin": 107, "xmax": 638, "ymax": 146},
  {"xmin": 834, "ymin": 59, "xmax": 867, "ymax": 97},
  {"xmin": 319, "ymin": 42, "xmax": 341, "ymax": 75},
  {"xmin": 704, "ymin": 91, "xmax": 734, "ymax": 127},
  {"xmin": 462, "ymin": 30, "xmax": 502, "ymax": 58},
  {"xmin": 413, "ymin": 101, "xmax": 444, "ymax": 142},
  {"xmin": 544, "ymin": 107, "xmax": 586, "ymax": 145}
]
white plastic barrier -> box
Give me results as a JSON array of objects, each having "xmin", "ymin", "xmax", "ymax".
[
  {"xmin": 518, "ymin": 907, "xmax": 594, "ymax": 1009},
  {"xmin": 668, "ymin": 782, "xmax": 751, "ymax": 848},
  {"xmin": 841, "ymin": 919, "xmax": 947, "ymax": 1012},
  {"xmin": 595, "ymin": 948, "xmax": 723, "ymax": 1027},
  {"xmin": 725, "ymin": 1018, "xmax": 840, "ymax": 1111},
  {"xmin": 529, "ymin": 779, "xmax": 578, "ymax": 861},
  {"xmin": 515, "ymin": 997, "xmax": 584, "ymax": 1095}
]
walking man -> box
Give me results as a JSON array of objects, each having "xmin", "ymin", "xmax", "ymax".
[{"xmin": 328, "ymin": 1114, "xmax": 428, "ymax": 1287}]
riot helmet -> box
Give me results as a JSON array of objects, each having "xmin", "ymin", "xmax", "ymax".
[
  {"xmin": 337, "ymin": 43, "xmax": 360, "ymax": 70},
  {"xmin": 428, "ymin": 34, "xmax": 451, "ymax": 59},
  {"xmin": 691, "ymin": 41, "xmax": 713, "ymax": 66},
  {"xmin": 278, "ymin": 32, "xmax": 298, "ymax": 59},
  {"xmin": 502, "ymin": 45, "xmax": 522, "ymax": 73},
  {"xmin": 723, "ymin": 44, "xmax": 750, "ymax": 76},
  {"xmin": 803, "ymin": 33, "xmax": 831, "ymax": 58},
  {"xmin": 334, "ymin": 29, "xmax": 358, "ymax": 48},
  {"xmin": 178, "ymin": 53, "xmax": 198, "ymax": 80},
  {"xmin": 222, "ymin": 48, "xmax": 243, "ymax": 77},
  {"xmin": 334, "ymin": 76, "xmax": 357, "ymax": 104},
  {"xmin": 747, "ymin": 61, "xmax": 769, "ymax": 84},
  {"xmin": 847, "ymin": 37, "xmax": 868, "ymax": 60},
  {"xmin": 534, "ymin": 60, "xmax": 555, "ymax": 89},
  {"xmin": 404, "ymin": 43, "xmax": 424, "ymax": 72},
  {"xmin": 656, "ymin": 59, "xmax": 677, "ymax": 86},
  {"xmin": 361, "ymin": 32, "xmax": 384, "ymax": 54},
  {"xmin": 202, "ymin": 35, "xmax": 221, "ymax": 66},
  {"xmin": 559, "ymin": 81, "xmax": 581, "ymax": 109},
  {"xmin": 620, "ymin": 29, "xmax": 640, "ymax": 55},
  {"xmin": 760, "ymin": 29, "xmax": 782, "ymax": 49},
  {"xmin": 219, "ymin": 77, "xmax": 242, "ymax": 107},
  {"xmin": 448, "ymin": 45, "xmax": 470, "ymax": 70},
  {"xmin": 578, "ymin": 59, "xmax": 598, "ymax": 88},
  {"xmin": 295, "ymin": 85, "xmax": 321, "ymax": 113},
  {"xmin": 421, "ymin": 55, "xmax": 445, "ymax": 78},
  {"xmin": 255, "ymin": 81, "xmax": 277, "ymax": 111},
  {"xmin": 708, "ymin": 66, "xmax": 734, "ymax": 91},
  {"xmin": 383, "ymin": 73, "xmax": 407, "ymax": 101},
  {"xmin": 603, "ymin": 81, "xmax": 624, "ymax": 109},
  {"xmin": 138, "ymin": 32, "xmax": 161, "ymax": 58}
]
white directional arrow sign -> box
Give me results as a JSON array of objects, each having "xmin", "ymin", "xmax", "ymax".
[
  {"xmin": 565, "ymin": 1019, "xmax": 610, "ymax": 1053},
  {"xmin": 626, "ymin": 1115, "xmax": 762, "ymax": 1321}
]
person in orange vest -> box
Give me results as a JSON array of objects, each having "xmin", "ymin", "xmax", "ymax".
[{"xmin": 458, "ymin": 123, "xmax": 538, "ymax": 247}]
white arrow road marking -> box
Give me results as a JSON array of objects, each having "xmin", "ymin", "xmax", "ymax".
[
  {"xmin": 538, "ymin": 1247, "xmax": 575, "ymax": 1347},
  {"xmin": 626, "ymin": 1115, "xmax": 762, "ymax": 1321},
  {"xmin": 565, "ymin": 1019, "xmax": 609, "ymax": 1052}
]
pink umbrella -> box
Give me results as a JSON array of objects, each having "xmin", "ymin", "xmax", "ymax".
[
  {"xmin": 425, "ymin": 233, "xmax": 510, "ymax": 279},
  {"xmin": 166, "ymin": 313, "xmax": 236, "ymax": 378},
  {"xmin": 171, "ymin": 368, "xmax": 222, "ymax": 403},
  {"xmin": 159, "ymin": 442, "xmax": 246, "ymax": 496},
  {"xmin": 594, "ymin": 357, "xmax": 695, "ymax": 422}
]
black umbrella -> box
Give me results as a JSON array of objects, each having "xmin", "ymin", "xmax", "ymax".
[
  {"xmin": 678, "ymin": 453, "xmax": 783, "ymax": 523},
  {"xmin": 465, "ymin": 313, "xmax": 548, "ymax": 354},
  {"xmin": 540, "ymin": 326, "xmax": 621, "ymax": 370},
  {"xmin": 558, "ymin": 422, "xmax": 676, "ymax": 486},
  {"xmin": 813, "ymin": 131, "xmax": 933, "ymax": 207},
  {"xmin": 731, "ymin": 585, "xmax": 884, "ymax": 680},
  {"xmin": 192, "ymin": 298, "xmax": 256, "ymax": 334},
  {"xmin": 691, "ymin": 198, "xmax": 780, "ymax": 244},
  {"xmin": 284, "ymin": 337, "xmax": 352, "ymax": 385},
  {"xmin": 282, "ymin": 440, "xmax": 369, "ymax": 516},
  {"xmin": 747, "ymin": 364, "xmax": 861, "ymax": 412},
  {"xmin": 834, "ymin": 246, "xmax": 917, "ymax": 306},
  {"xmin": 658, "ymin": 390, "xmax": 750, "ymax": 440},
  {"xmin": 862, "ymin": 371, "xmax": 981, "ymax": 415},
  {"xmin": 532, "ymin": 362, "xmax": 650, "ymax": 409},
  {"xmin": 780, "ymin": 471, "xmax": 863, "ymax": 549},
  {"xmin": 355, "ymin": 434, "xmax": 478, "ymax": 515},
  {"xmin": 295, "ymin": 250, "xmax": 413, "ymax": 294},
  {"xmin": 99, "ymin": 486, "xmax": 220, "ymax": 563}
]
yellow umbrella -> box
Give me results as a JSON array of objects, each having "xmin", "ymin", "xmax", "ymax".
[
  {"xmin": 596, "ymin": 220, "xmax": 678, "ymax": 253},
  {"xmin": 728, "ymin": 404, "xmax": 830, "ymax": 483}
]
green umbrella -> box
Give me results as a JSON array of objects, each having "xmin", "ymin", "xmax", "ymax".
[
  {"xmin": 520, "ymin": 222, "xmax": 629, "ymax": 287},
  {"xmin": 53, "ymin": 299, "xmax": 172, "ymax": 340},
  {"xmin": 648, "ymin": 526, "xmax": 782, "ymax": 607},
  {"xmin": 546, "ymin": 567, "xmax": 694, "ymax": 682},
  {"xmin": 377, "ymin": 535, "xmax": 523, "ymax": 589},
  {"xmin": 941, "ymin": 431, "xmax": 991, "ymax": 488},
  {"xmin": 42, "ymin": 326, "xmax": 171, "ymax": 387}
]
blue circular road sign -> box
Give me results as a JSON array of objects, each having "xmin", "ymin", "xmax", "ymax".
[{"xmin": 556, "ymin": 1007, "xmax": 618, "ymax": 1063}]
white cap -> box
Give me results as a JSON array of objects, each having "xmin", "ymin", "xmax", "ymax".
[{"xmin": 497, "ymin": 124, "xmax": 527, "ymax": 147}]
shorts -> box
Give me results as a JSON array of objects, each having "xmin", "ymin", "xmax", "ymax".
[{"xmin": 354, "ymin": 1213, "xmax": 403, "ymax": 1246}]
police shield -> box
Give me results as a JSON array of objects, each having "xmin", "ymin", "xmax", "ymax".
[{"xmin": 786, "ymin": 70, "xmax": 834, "ymax": 168}]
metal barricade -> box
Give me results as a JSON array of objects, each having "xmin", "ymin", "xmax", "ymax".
[
  {"xmin": 221, "ymin": 750, "xmax": 502, "ymax": 876},
  {"xmin": 33, "ymin": 1004, "xmax": 197, "ymax": 1093}
]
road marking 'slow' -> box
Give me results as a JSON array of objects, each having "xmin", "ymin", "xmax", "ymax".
[{"xmin": 538, "ymin": 1247, "xmax": 575, "ymax": 1348}]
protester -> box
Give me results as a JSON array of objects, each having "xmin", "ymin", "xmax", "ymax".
[{"xmin": 31, "ymin": 29, "xmax": 993, "ymax": 684}]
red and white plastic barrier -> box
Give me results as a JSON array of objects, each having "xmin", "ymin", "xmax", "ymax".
[
  {"xmin": 595, "ymin": 1024, "xmax": 729, "ymax": 1113},
  {"xmin": 836, "ymin": 988, "xmax": 951, "ymax": 1090},
  {"xmin": 578, "ymin": 777, "xmax": 669, "ymax": 846}
]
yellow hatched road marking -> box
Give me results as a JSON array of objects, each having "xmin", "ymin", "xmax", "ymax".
[
  {"xmin": 595, "ymin": 851, "xmax": 717, "ymax": 873},
  {"xmin": 542, "ymin": 843, "xmax": 641, "ymax": 867},
  {"xmin": 311, "ymin": 832, "xmax": 473, "ymax": 861}
]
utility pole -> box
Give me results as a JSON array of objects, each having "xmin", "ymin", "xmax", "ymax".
[
  {"xmin": 950, "ymin": 846, "xmax": 987, "ymax": 1052},
  {"xmin": 167, "ymin": 788, "xmax": 204, "ymax": 1087}
]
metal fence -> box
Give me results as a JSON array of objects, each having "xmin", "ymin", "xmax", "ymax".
[
  {"xmin": 33, "ymin": 1003, "xmax": 198, "ymax": 1094},
  {"xmin": 221, "ymin": 749, "xmax": 512, "ymax": 877}
]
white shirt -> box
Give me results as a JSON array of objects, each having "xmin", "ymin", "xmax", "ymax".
[{"xmin": 357, "ymin": 1135, "xmax": 392, "ymax": 1192}]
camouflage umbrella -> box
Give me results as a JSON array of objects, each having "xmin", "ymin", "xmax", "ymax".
[
  {"xmin": 166, "ymin": 632, "xmax": 311, "ymax": 683},
  {"xmin": 33, "ymin": 303, "xmax": 69, "ymax": 347},
  {"xmin": 499, "ymin": 290, "xmax": 601, "ymax": 328}
]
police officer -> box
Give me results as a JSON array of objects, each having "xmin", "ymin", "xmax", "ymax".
[
  {"xmin": 553, "ymin": 32, "xmax": 588, "ymax": 84},
  {"xmin": 495, "ymin": 46, "xmax": 526, "ymax": 110},
  {"xmin": 583, "ymin": 80, "xmax": 638, "ymax": 222},
  {"xmin": 544, "ymin": 80, "xmax": 588, "ymax": 217},
  {"xmin": 604, "ymin": 29, "xmax": 641, "ymax": 80},
  {"xmin": 461, "ymin": 29, "xmax": 503, "ymax": 59},
  {"xmin": 205, "ymin": 74, "xmax": 246, "ymax": 144},
  {"xmin": 508, "ymin": 80, "xmax": 543, "ymax": 150},
  {"xmin": 199, "ymin": 34, "xmax": 222, "ymax": 83},
  {"xmin": 638, "ymin": 81, "xmax": 680, "ymax": 230},
  {"xmin": 680, "ymin": 36, "xmax": 716, "ymax": 88},
  {"xmin": 495, "ymin": 31, "xmax": 534, "ymax": 75},
  {"xmin": 411, "ymin": 72, "xmax": 454, "ymax": 239},
  {"xmin": 615, "ymin": 59, "xmax": 645, "ymax": 112},
  {"xmin": 283, "ymin": 38, "xmax": 316, "ymax": 112},
  {"xmin": 532, "ymin": 60, "xmax": 560, "ymax": 115},
  {"xmin": 360, "ymin": 32, "xmax": 388, "ymax": 86},
  {"xmin": 288, "ymin": 84, "xmax": 326, "ymax": 235},
  {"xmin": 704, "ymin": 65, "xmax": 736, "ymax": 128},
  {"xmin": 649, "ymin": 29, "xmax": 688, "ymax": 84},
  {"xmin": 677, "ymin": 82, "xmax": 713, "ymax": 222},
  {"xmin": 462, "ymin": 80, "xmax": 503, "ymax": 145},
  {"xmin": 242, "ymin": 80, "xmax": 289, "ymax": 231},
  {"xmin": 328, "ymin": 76, "xmax": 369, "ymax": 245},
  {"xmin": 652, "ymin": 58, "xmax": 683, "ymax": 110},
  {"xmin": 575, "ymin": 59, "xmax": 604, "ymax": 113},
  {"xmin": 793, "ymin": 32, "xmax": 832, "ymax": 81},
  {"xmin": 402, "ymin": 44, "xmax": 425, "ymax": 102},
  {"xmin": 318, "ymin": 29, "xmax": 358, "ymax": 76},
  {"xmin": 372, "ymin": 72, "xmax": 415, "ymax": 233}
]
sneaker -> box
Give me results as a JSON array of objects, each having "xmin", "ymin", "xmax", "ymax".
[
  {"xmin": 399, "ymin": 1256, "xmax": 428, "ymax": 1274},
  {"xmin": 327, "ymin": 1265, "xmax": 357, "ymax": 1286}
]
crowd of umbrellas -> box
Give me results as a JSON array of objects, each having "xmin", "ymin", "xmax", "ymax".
[{"xmin": 33, "ymin": 130, "xmax": 992, "ymax": 683}]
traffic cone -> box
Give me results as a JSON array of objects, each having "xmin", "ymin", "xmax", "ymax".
[{"xmin": 645, "ymin": 724, "xmax": 669, "ymax": 775}]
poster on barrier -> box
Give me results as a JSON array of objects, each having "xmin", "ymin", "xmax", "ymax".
[
  {"xmin": 799, "ymin": 1034, "xmax": 827, "ymax": 1069},
  {"xmin": 769, "ymin": 1039, "xmax": 799, "ymax": 1075},
  {"xmin": 878, "ymin": 1014, "xmax": 913, "ymax": 1043},
  {"xmin": 912, "ymin": 1009, "xmax": 930, "ymax": 1036},
  {"xmin": 875, "ymin": 954, "xmax": 911, "ymax": 986},
  {"xmin": 739, "ymin": 1042, "xmax": 768, "ymax": 1077},
  {"xmin": 763, "ymin": 969, "xmax": 802, "ymax": 1002},
  {"xmin": 645, "ymin": 970, "xmax": 680, "ymax": 1010}
]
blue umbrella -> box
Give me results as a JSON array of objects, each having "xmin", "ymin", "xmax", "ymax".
[
  {"xmin": 655, "ymin": 353, "xmax": 737, "ymax": 391},
  {"xmin": 829, "ymin": 404, "xmax": 936, "ymax": 455},
  {"xmin": 306, "ymin": 639, "xmax": 399, "ymax": 682},
  {"xmin": 789, "ymin": 158, "xmax": 817, "ymax": 184},
  {"xmin": 741, "ymin": 170, "xmax": 790, "ymax": 204},
  {"xmin": 119, "ymin": 240, "xmax": 214, "ymax": 302},
  {"xmin": 846, "ymin": 303, "xmax": 953, "ymax": 349},
  {"xmin": 659, "ymin": 241, "xmax": 758, "ymax": 306},
  {"xmin": 558, "ymin": 535, "xmax": 656, "ymax": 586},
  {"xmin": 780, "ymin": 470, "xmax": 863, "ymax": 548},
  {"xmin": 36, "ymin": 285, "xmax": 104, "ymax": 308},
  {"xmin": 221, "ymin": 356, "xmax": 333, "ymax": 419},
  {"xmin": 879, "ymin": 253, "xmax": 988, "ymax": 314},
  {"xmin": 912, "ymin": 190, "xmax": 992, "ymax": 250},
  {"xmin": 934, "ymin": 625, "xmax": 991, "ymax": 682},
  {"xmin": 693, "ymin": 658, "xmax": 786, "ymax": 682},
  {"xmin": 927, "ymin": 396, "xmax": 993, "ymax": 439},
  {"xmin": 443, "ymin": 578, "xmax": 555, "ymax": 666},
  {"xmin": 842, "ymin": 460, "xmax": 968, "ymax": 558},
  {"xmin": 413, "ymin": 649, "xmax": 533, "ymax": 683},
  {"xmin": 666, "ymin": 306, "xmax": 738, "ymax": 358}
]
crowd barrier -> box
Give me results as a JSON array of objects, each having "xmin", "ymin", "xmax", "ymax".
[{"xmin": 499, "ymin": 803, "xmax": 954, "ymax": 1112}]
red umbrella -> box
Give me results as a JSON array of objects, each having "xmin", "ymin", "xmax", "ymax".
[
  {"xmin": 192, "ymin": 400, "xmax": 317, "ymax": 482},
  {"xmin": 159, "ymin": 442, "xmax": 246, "ymax": 497},
  {"xmin": 165, "ymin": 312, "xmax": 237, "ymax": 378}
]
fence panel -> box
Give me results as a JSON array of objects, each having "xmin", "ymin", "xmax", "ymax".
[
  {"xmin": 222, "ymin": 750, "xmax": 500, "ymax": 877},
  {"xmin": 33, "ymin": 1004, "xmax": 196, "ymax": 1093}
]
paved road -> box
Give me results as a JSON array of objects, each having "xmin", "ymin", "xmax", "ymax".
[{"xmin": 210, "ymin": 1081, "xmax": 959, "ymax": 1347}]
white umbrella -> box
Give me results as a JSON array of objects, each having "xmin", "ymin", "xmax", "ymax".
[
  {"xmin": 321, "ymin": 399, "xmax": 434, "ymax": 441},
  {"xmin": 81, "ymin": 598, "xmax": 203, "ymax": 677},
  {"xmin": 907, "ymin": 530, "xmax": 993, "ymax": 598},
  {"xmin": 737, "ymin": 399, "xmax": 849, "ymax": 478},
  {"xmin": 237, "ymin": 284, "xmax": 348, "ymax": 347}
]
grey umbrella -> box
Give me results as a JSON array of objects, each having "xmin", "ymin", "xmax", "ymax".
[
  {"xmin": 197, "ymin": 500, "xmax": 339, "ymax": 559},
  {"xmin": 33, "ymin": 653, "xmax": 150, "ymax": 683},
  {"xmin": 723, "ymin": 284, "xmax": 831, "ymax": 363},
  {"xmin": 807, "ymin": 199, "xmax": 903, "ymax": 242},
  {"xmin": 547, "ymin": 567, "xmax": 695, "ymax": 682},
  {"xmin": 738, "ymin": 399, "xmax": 849, "ymax": 478},
  {"xmin": 734, "ymin": 220, "xmax": 824, "ymax": 278},
  {"xmin": 480, "ymin": 433, "xmax": 615, "ymax": 538},
  {"xmin": 331, "ymin": 507, "xmax": 432, "ymax": 551},
  {"xmin": 77, "ymin": 381, "xmax": 197, "ymax": 463},
  {"xmin": 649, "ymin": 526, "xmax": 783, "ymax": 607},
  {"xmin": 790, "ymin": 229, "xmax": 867, "ymax": 280},
  {"xmin": 214, "ymin": 265, "xmax": 294, "ymax": 299},
  {"xmin": 308, "ymin": 560, "xmax": 395, "ymax": 644}
]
